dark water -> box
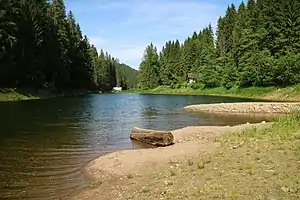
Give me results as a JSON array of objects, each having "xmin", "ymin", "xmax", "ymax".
[{"xmin": 0, "ymin": 94, "xmax": 272, "ymax": 200}]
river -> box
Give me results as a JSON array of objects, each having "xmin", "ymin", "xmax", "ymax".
[{"xmin": 0, "ymin": 94, "xmax": 272, "ymax": 200}]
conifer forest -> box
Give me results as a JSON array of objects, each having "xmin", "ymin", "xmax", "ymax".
[
  {"xmin": 0, "ymin": 0, "xmax": 138, "ymax": 91},
  {"xmin": 138, "ymin": 0, "xmax": 300, "ymax": 90}
]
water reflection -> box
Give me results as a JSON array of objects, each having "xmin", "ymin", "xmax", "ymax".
[{"xmin": 0, "ymin": 94, "xmax": 272, "ymax": 200}]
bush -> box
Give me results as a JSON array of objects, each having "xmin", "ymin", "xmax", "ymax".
[
  {"xmin": 191, "ymin": 82, "xmax": 204, "ymax": 90},
  {"xmin": 180, "ymin": 82, "xmax": 188, "ymax": 89},
  {"xmin": 170, "ymin": 83, "xmax": 181, "ymax": 89},
  {"xmin": 275, "ymin": 54, "xmax": 300, "ymax": 86}
]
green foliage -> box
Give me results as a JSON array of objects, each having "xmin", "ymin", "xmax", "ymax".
[
  {"xmin": 0, "ymin": 0, "xmax": 137, "ymax": 91},
  {"xmin": 191, "ymin": 82, "xmax": 204, "ymax": 90},
  {"xmin": 138, "ymin": 43, "xmax": 160, "ymax": 89},
  {"xmin": 137, "ymin": 0, "xmax": 300, "ymax": 90},
  {"xmin": 275, "ymin": 54, "xmax": 300, "ymax": 86},
  {"xmin": 116, "ymin": 63, "xmax": 138, "ymax": 90}
]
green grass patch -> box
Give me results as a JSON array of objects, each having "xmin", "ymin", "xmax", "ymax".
[
  {"xmin": 0, "ymin": 88, "xmax": 38, "ymax": 101},
  {"xmin": 124, "ymin": 84, "xmax": 300, "ymax": 101},
  {"xmin": 0, "ymin": 88, "xmax": 94, "ymax": 102}
]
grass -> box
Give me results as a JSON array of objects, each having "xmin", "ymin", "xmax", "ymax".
[
  {"xmin": 125, "ymin": 84, "xmax": 300, "ymax": 101},
  {"xmin": 0, "ymin": 88, "xmax": 38, "ymax": 101},
  {"xmin": 121, "ymin": 113, "xmax": 300, "ymax": 199},
  {"xmin": 0, "ymin": 88, "xmax": 94, "ymax": 102}
]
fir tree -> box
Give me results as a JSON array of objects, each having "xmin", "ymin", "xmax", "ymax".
[{"xmin": 138, "ymin": 43, "xmax": 160, "ymax": 89}]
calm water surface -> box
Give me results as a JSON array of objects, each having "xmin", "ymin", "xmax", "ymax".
[{"xmin": 0, "ymin": 94, "xmax": 272, "ymax": 200}]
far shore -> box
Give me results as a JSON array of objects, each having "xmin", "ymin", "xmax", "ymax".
[
  {"xmin": 3, "ymin": 84, "xmax": 300, "ymax": 102},
  {"xmin": 0, "ymin": 88, "xmax": 100, "ymax": 102},
  {"xmin": 124, "ymin": 85, "xmax": 300, "ymax": 102}
]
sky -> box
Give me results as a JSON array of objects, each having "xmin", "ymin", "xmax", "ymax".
[{"xmin": 65, "ymin": 0, "xmax": 245, "ymax": 69}]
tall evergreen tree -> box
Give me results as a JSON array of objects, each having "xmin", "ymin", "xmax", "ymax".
[
  {"xmin": 138, "ymin": 43, "xmax": 160, "ymax": 89},
  {"xmin": 198, "ymin": 25, "xmax": 219, "ymax": 88},
  {"xmin": 49, "ymin": 0, "xmax": 70, "ymax": 88}
]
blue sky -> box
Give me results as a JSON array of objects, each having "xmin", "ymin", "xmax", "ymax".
[{"xmin": 65, "ymin": 0, "xmax": 245, "ymax": 69}]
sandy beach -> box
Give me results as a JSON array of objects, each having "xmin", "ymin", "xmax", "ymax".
[{"xmin": 72, "ymin": 122, "xmax": 270, "ymax": 200}]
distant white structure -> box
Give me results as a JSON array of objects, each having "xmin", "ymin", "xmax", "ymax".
[
  {"xmin": 113, "ymin": 86, "xmax": 122, "ymax": 91},
  {"xmin": 189, "ymin": 79, "xmax": 195, "ymax": 84}
]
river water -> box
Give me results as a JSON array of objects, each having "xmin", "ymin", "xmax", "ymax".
[{"xmin": 0, "ymin": 94, "xmax": 272, "ymax": 200}]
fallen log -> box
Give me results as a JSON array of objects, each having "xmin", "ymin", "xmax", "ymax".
[{"xmin": 130, "ymin": 127, "xmax": 174, "ymax": 147}]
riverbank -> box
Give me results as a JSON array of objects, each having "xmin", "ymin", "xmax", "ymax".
[
  {"xmin": 0, "ymin": 88, "xmax": 97, "ymax": 102},
  {"xmin": 125, "ymin": 85, "xmax": 300, "ymax": 101},
  {"xmin": 185, "ymin": 102, "xmax": 300, "ymax": 114},
  {"xmin": 72, "ymin": 112, "xmax": 300, "ymax": 200}
]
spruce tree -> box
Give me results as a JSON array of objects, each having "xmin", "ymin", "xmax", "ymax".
[
  {"xmin": 50, "ymin": 0, "xmax": 70, "ymax": 88},
  {"xmin": 198, "ymin": 25, "xmax": 219, "ymax": 88},
  {"xmin": 138, "ymin": 43, "xmax": 160, "ymax": 89}
]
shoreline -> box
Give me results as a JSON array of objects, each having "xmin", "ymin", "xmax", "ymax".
[
  {"xmin": 72, "ymin": 122, "xmax": 270, "ymax": 200},
  {"xmin": 123, "ymin": 85, "xmax": 300, "ymax": 102},
  {"xmin": 184, "ymin": 102, "xmax": 300, "ymax": 114},
  {"xmin": 0, "ymin": 88, "xmax": 100, "ymax": 102},
  {"xmin": 3, "ymin": 85, "xmax": 300, "ymax": 102}
]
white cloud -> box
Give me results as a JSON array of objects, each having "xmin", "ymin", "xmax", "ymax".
[
  {"xmin": 124, "ymin": 0, "xmax": 219, "ymax": 26},
  {"xmin": 69, "ymin": 0, "xmax": 226, "ymax": 69},
  {"xmin": 114, "ymin": 45, "xmax": 146, "ymax": 67},
  {"xmin": 89, "ymin": 36, "xmax": 108, "ymax": 47}
]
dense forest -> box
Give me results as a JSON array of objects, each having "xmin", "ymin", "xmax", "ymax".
[
  {"xmin": 0, "ymin": 0, "xmax": 137, "ymax": 91},
  {"xmin": 138, "ymin": 0, "xmax": 300, "ymax": 90}
]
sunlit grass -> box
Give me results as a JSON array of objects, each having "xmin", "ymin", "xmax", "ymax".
[{"xmin": 125, "ymin": 84, "xmax": 300, "ymax": 101}]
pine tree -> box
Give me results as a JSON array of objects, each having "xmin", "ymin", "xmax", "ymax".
[
  {"xmin": 198, "ymin": 25, "xmax": 219, "ymax": 88},
  {"xmin": 172, "ymin": 40, "xmax": 183, "ymax": 83},
  {"xmin": 238, "ymin": 0, "xmax": 262, "ymax": 87},
  {"xmin": 50, "ymin": 0, "xmax": 70, "ymax": 88},
  {"xmin": 158, "ymin": 49, "xmax": 167, "ymax": 85},
  {"xmin": 98, "ymin": 50, "xmax": 111, "ymax": 91},
  {"xmin": 138, "ymin": 43, "xmax": 160, "ymax": 89},
  {"xmin": 232, "ymin": 2, "xmax": 246, "ymax": 72},
  {"xmin": 182, "ymin": 37, "xmax": 198, "ymax": 82},
  {"xmin": 0, "ymin": 0, "xmax": 19, "ymax": 86}
]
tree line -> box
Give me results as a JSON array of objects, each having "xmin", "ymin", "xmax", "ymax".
[
  {"xmin": 138, "ymin": 0, "xmax": 300, "ymax": 90},
  {"xmin": 0, "ymin": 0, "xmax": 137, "ymax": 91}
]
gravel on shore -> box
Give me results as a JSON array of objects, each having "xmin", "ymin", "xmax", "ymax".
[{"xmin": 184, "ymin": 102, "xmax": 300, "ymax": 114}]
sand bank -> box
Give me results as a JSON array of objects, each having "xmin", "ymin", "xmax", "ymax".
[
  {"xmin": 72, "ymin": 122, "xmax": 269, "ymax": 200},
  {"xmin": 184, "ymin": 102, "xmax": 300, "ymax": 114}
]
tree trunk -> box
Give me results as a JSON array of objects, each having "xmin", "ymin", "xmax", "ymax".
[{"xmin": 130, "ymin": 127, "xmax": 174, "ymax": 147}]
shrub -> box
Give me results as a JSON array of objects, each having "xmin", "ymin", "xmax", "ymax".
[{"xmin": 191, "ymin": 82, "xmax": 204, "ymax": 90}]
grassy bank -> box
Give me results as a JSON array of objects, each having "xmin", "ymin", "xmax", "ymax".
[
  {"xmin": 112, "ymin": 113, "xmax": 300, "ymax": 199},
  {"xmin": 125, "ymin": 85, "xmax": 300, "ymax": 101},
  {"xmin": 0, "ymin": 88, "xmax": 95, "ymax": 102}
]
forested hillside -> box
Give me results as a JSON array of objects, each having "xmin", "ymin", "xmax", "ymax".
[
  {"xmin": 116, "ymin": 63, "xmax": 138, "ymax": 90},
  {"xmin": 0, "ymin": 0, "xmax": 137, "ymax": 91},
  {"xmin": 138, "ymin": 0, "xmax": 300, "ymax": 90}
]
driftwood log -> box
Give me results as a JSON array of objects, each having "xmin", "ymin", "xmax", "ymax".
[{"xmin": 130, "ymin": 127, "xmax": 174, "ymax": 147}]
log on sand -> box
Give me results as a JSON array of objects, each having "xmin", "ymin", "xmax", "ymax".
[{"xmin": 130, "ymin": 127, "xmax": 174, "ymax": 147}]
